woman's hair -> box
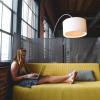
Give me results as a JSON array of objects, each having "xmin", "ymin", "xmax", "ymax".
[{"xmin": 14, "ymin": 48, "xmax": 26, "ymax": 65}]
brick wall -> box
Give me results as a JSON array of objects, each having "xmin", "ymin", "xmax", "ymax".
[
  {"xmin": 0, "ymin": 67, "xmax": 9, "ymax": 100},
  {"xmin": 39, "ymin": 0, "xmax": 45, "ymax": 38}
]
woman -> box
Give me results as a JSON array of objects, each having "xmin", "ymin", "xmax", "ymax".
[{"xmin": 11, "ymin": 48, "xmax": 77, "ymax": 87}]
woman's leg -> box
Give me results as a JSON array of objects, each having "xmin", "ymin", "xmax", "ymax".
[
  {"xmin": 38, "ymin": 75, "xmax": 66, "ymax": 84},
  {"xmin": 38, "ymin": 71, "xmax": 77, "ymax": 84}
]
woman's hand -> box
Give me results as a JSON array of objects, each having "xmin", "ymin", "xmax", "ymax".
[
  {"xmin": 33, "ymin": 73, "xmax": 39, "ymax": 77},
  {"xmin": 23, "ymin": 73, "xmax": 35, "ymax": 78},
  {"xmin": 23, "ymin": 73, "xmax": 39, "ymax": 78}
]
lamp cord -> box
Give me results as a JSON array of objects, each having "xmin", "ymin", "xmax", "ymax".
[{"xmin": 53, "ymin": 14, "xmax": 72, "ymax": 37}]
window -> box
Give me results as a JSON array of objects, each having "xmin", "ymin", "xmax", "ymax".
[
  {"xmin": 0, "ymin": 0, "xmax": 12, "ymax": 61},
  {"xmin": 43, "ymin": 19, "xmax": 53, "ymax": 38},
  {"xmin": 2, "ymin": 5, "xmax": 11, "ymax": 32},
  {"xmin": 1, "ymin": 33, "xmax": 11, "ymax": 61},
  {"xmin": 21, "ymin": 21, "xmax": 27, "ymax": 37},
  {"xmin": 21, "ymin": 0, "xmax": 39, "ymax": 38},
  {"xmin": 22, "ymin": 1, "xmax": 28, "ymax": 22}
]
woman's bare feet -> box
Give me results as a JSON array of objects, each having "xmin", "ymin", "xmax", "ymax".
[{"xmin": 65, "ymin": 71, "xmax": 77, "ymax": 84}]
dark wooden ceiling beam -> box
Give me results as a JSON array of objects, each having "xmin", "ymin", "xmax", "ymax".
[
  {"xmin": 69, "ymin": 0, "xmax": 77, "ymax": 12},
  {"xmin": 76, "ymin": 0, "xmax": 85, "ymax": 11},
  {"xmin": 83, "ymin": 0, "xmax": 94, "ymax": 12},
  {"xmin": 64, "ymin": 0, "xmax": 69, "ymax": 11},
  {"xmin": 90, "ymin": 0, "xmax": 100, "ymax": 11},
  {"xmin": 45, "ymin": 0, "xmax": 56, "ymax": 26}
]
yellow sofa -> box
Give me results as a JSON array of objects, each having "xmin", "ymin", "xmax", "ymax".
[{"xmin": 13, "ymin": 63, "xmax": 100, "ymax": 100}]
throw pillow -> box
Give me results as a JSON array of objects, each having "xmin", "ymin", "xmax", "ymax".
[{"xmin": 75, "ymin": 70, "xmax": 96, "ymax": 81}]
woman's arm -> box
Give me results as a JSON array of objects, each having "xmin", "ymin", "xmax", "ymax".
[{"xmin": 11, "ymin": 61, "xmax": 25, "ymax": 81}]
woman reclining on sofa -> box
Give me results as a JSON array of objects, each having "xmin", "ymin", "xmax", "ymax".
[{"xmin": 11, "ymin": 48, "xmax": 77, "ymax": 87}]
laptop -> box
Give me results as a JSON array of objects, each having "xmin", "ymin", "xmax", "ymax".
[{"xmin": 24, "ymin": 66, "xmax": 45, "ymax": 80}]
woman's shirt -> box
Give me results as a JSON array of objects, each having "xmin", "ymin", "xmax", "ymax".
[{"xmin": 17, "ymin": 65, "xmax": 27, "ymax": 76}]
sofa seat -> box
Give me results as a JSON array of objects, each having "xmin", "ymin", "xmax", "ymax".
[{"xmin": 13, "ymin": 81, "xmax": 100, "ymax": 100}]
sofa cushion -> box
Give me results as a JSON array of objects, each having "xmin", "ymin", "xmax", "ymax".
[
  {"xmin": 13, "ymin": 81, "xmax": 100, "ymax": 100},
  {"xmin": 75, "ymin": 70, "xmax": 96, "ymax": 81}
]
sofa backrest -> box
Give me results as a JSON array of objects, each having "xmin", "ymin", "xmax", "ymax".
[{"xmin": 26, "ymin": 63, "xmax": 100, "ymax": 81}]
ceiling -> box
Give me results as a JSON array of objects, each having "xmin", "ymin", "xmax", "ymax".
[{"xmin": 44, "ymin": 0, "xmax": 100, "ymax": 37}]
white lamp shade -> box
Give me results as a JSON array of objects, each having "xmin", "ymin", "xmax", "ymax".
[{"xmin": 63, "ymin": 17, "xmax": 87, "ymax": 38}]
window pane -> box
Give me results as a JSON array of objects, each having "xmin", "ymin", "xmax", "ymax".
[
  {"xmin": 28, "ymin": 8, "xmax": 32, "ymax": 25},
  {"xmin": 3, "ymin": 0, "xmax": 12, "ymax": 9},
  {"xmin": 33, "ymin": 14, "xmax": 35, "ymax": 28},
  {"xmin": 32, "ymin": 29, "xmax": 35, "ymax": 38},
  {"xmin": 28, "ymin": 0, "xmax": 32, "ymax": 9},
  {"xmin": 24, "ymin": 0, "xmax": 28, "ymax": 5},
  {"xmin": 36, "ymin": 17, "xmax": 38, "ymax": 30},
  {"xmin": 35, "ymin": 2, "xmax": 38, "ymax": 15},
  {"xmin": 0, "ymin": 3, "xmax": 2, "ymax": 29},
  {"xmin": 49, "ymin": 28, "xmax": 52, "ymax": 38},
  {"xmin": 21, "ymin": 21, "xmax": 27, "ymax": 37},
  {"xmin": 0, "ymin": 32, "xmax": 1, "ymax": 55},
  {"xmin": 1, "ymin": 33, "xmax": 11, "ymax": 61},
  {"xmin": 32, "ymin": 0, "xmax": 35, "ymax": 13},
  {"xmin": 22, "ymin": 2, "xmax": 28, "ymax": 22},
  {"xmin": 31, "ymin": 14, "xmax": 34, "ymax": 27},
  {"xmin": 27, "ymin": 25, "xmax": 32, "ymax": 38},
  {"xmin": 2, "ymin": 6, "xmax": 11, "ymax": 33}
]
